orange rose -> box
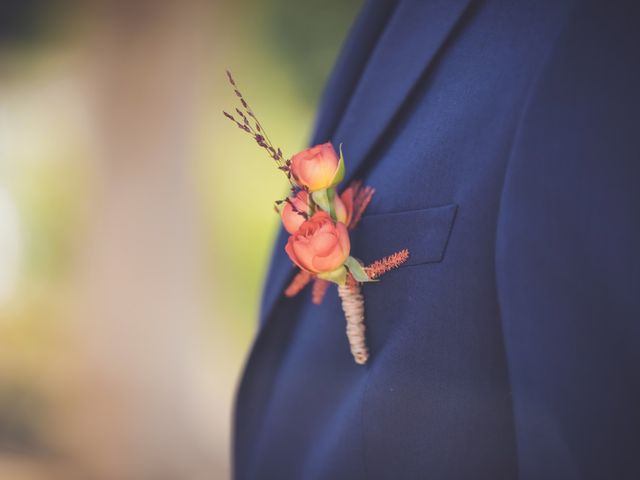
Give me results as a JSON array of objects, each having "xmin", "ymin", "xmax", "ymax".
[
  {"xmin": 290, "ymin": 142, "xmax": 341, "ymax": 192},
  {"xmin": 281, "ymin": 190, "xmax": 349, "ymax": 234},
  {"xmin": 285, "ymin": 211, "xmax": 350, "ymax": 274}
]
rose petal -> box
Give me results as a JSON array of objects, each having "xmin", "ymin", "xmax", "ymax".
[
  {"xmin": 310, "ymin": 232, "xmax": 338, "ymax": 256},
  {"xmin": 292, "ymin": 238, "xmax": 317, "ymax": 272},
  {"xmin": 336, "ymin": 222, "xmax": 351, "ymax": 255},
  {"xmin": 285, "ymin": 238, "xmax": 305, "ymax": 271},
  {"xmin": 311, "ymin": 246, "xmax": 348, "ymax": 272}
]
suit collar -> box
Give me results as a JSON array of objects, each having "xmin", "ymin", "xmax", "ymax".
[
  {"xmin": 333, "ymin": 0, "xmax": 475, "ymax": 185},
  {"xmin": 261, "ymin": 0, "xmax": 474, "ymax": 326},
  {"xmin": 311, "ymin": 0, "xmax": 401, "ymax": 147}
]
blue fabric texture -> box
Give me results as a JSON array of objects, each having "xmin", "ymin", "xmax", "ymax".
[{"xmin": 234, "ymin": 0, "xmax": 640, "ymax": 478}]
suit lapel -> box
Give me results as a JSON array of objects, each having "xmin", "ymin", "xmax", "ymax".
[
  {"xmin": 261, "ymin": 0, "xmax": 474, "ymax": 326},
  {"xmin": 333, "ymin": 0, "xmax": 475, "ymax": 184}
]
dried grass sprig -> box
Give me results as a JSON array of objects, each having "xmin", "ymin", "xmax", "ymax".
[
  {"xmin": 311, "ymin": 278, "xmax": 330, "ymax": 305},
  {"xmin": 223, "ymin": 71, "xmax": 291, "ymax": 181},
  {"xmin": 284, "ymin": 271, "xmax": 313, "ymax": 297}
]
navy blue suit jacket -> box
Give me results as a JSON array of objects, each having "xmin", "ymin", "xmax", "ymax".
[{"xmin": 234, "ymin": 0, "xmax": 640, "ymax": 478}]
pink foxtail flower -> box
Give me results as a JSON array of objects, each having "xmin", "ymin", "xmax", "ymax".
[
  {"xmin": 312, "ymin": 278, "xmax": 331, "ymax": 305},
  {"xmin": 284, "ymin": 271, "xmax": 313, "ymax": 297},
  {"xmin": 365, "ymin": 249, "xmax": 410, "ymax": 279}
]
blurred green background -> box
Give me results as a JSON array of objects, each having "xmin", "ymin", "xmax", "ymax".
[{"xmin": 0, "ymin": 0, "xmax": 362, "ymax": 478}]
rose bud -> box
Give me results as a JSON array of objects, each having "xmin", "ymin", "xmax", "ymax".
[
  {"xmin": 285, "ymin": 211, "xmax": 350, "ymax": 275},
  {"xmin": 337, "ymin": 187, "xmax": 354, "ymax": 227},
  {"xmin": 290, "ymin": 142, "xmax": 342, "ymax": 192},
  {"xmin": 281, "ymin": 190, "xmax": 349, "ymax": 234},
  {"xmin": 281, "ymin": 191, "xmax": 310, "ymax": 234}
]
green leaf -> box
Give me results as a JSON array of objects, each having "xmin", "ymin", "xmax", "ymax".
[
  {"xmin": 317, "ymin": 265, "xmax": 348, "ymax": 285},
  {"xmin": 326, "ymin": 187, "xmax": 337, "ymax": 220},
  {"xmin": 328, "ymin": 144, "xmax": 345, "ymax": 188},
  {"xmin": 306, "ymin": 192, "xmax": 315, "ymax": 215},
  {"xmin": 345, "ymin": 256, "xmax": 374, "ymax": 283},
  {"xmin": 311, "ymin": 189, "xmax": 331, "ymax": 213}
]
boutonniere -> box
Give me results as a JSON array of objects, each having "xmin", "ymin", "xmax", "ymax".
[{"xmin": 223, "ymin": 71, "xmax": 408, "ymax": 364}]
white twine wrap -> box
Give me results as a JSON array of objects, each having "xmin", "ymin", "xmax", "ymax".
[{"xmin": 338, "ymin": 283, "xmax": 369, "ymax": 365}]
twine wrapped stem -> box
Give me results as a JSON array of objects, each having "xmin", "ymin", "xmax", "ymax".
[{"xmin": 337, "ymin": 282, "xmax": 368, "ymax": 365}]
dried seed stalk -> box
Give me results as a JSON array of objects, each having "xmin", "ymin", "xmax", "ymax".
[
  {"xmin": 343, "ymin": 181, "xmax": 376, "ymax": 230},
  {"xmin": 284, "ymin": 271, "xmax": 313, "ymax": 297},
  {"xmin": 338, "ymin": 282, "xmax": 368, "ymax": 365},
  {"xmin": 366, "ymin": 249, "xmax": 410, "ymax": 279},
  {"xmin": 311, "ymin": 278, "xmax": 330, "ymax": 305},
  {"xmin": 350, "ymin": 186, "xmax": 375, "ymax": 230}
]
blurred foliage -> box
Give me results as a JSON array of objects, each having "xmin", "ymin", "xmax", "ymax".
[
  {"xmin": 0, "ymin": 382, "xmax": 47, "ymax": 454},
  {"xmin": 14, "ymin": 159, "xmax": 87, "ymax": 285},
  {"xmin": 261, "ymin": 0, "xmax": 363, "ymax": 102},
  {"xmin": 0, "ymin": 0, "xmax": 75, "ymax": 50},
  {"xmin": 0, "ymin": 0, "xmax": 363, "ymax": 476},
  {"xmin": 0, "ymin": 0, "xmax": 50, "ymax": 45}
]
